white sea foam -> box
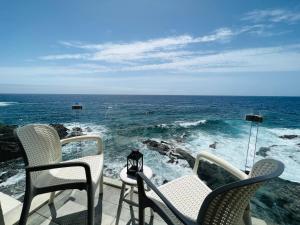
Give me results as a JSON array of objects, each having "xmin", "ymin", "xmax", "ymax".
[
  {"xmin": 175, "ymin": 120, "xmax": 207, "ymax": 128},
  {"xmin": 0, "ymin": 173, "xmax": 25, "ymax": 187},
  {"xmin": 62, "ymin": 122, "xmax": 109, "ymax": 158},
  {"xmin": 182, "ymin": 125, "xmax": 300, "ymax": 182},
  {"xmin": 64, "ymin": 122, "xmax": 109, "ymax": 137},
  {"xmin": 0, "ymin": 102, "xmax": 18, "ymax": 107},
  {"xmin": 138, "ymin": 139, "xmax": 192, "ymax": 184},
  {"xmin": 1, "ymin": 120, "xmax": 299, "ymax": 200}
]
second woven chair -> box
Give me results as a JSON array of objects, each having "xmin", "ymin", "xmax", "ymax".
[
  {"xmin": 137, "ymin": 152, "xmax": 284, "ymax": 225},
  {"xmin": 16, "ymin": 124, "xmax": 104, "ymax": 225}
]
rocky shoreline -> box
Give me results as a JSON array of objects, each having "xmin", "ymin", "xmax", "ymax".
[{"xmin": 0, "ymin": 124, "xmax": 299, "ymax": 224}]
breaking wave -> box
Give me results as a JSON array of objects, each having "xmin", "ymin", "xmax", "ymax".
[
  {"xmin": 175, "ymin": 120, "xmax": 207, "ymax": 128},
  {"xmin": 0, "ymin": 102, "xmax": 18, "ymax": 107}
]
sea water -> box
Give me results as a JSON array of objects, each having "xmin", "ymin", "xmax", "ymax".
[{"xmin": 0, "ymin": 94, "xmax": 299, "ymax": 198}]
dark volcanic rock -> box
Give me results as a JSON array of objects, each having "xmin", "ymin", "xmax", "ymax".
[
  {"xmin": 142, "ymin": 139, "xmax": 170, "ymax": 155},
  {"xmin": 252, "ymin": 178, "xmax": 300, "ymax": 225},
  {"xmin": 143, "ymin": 139, "xmax": 194, "ymax": 167},
  {"xmin": 85, "ymin": 127, "xmax": 92, "ymax": 132},
  {"xmin": 68, "ymin": 127, "xmax": 83, "ymax": 137},
  {"xmin": 0, "ymin": 124, "xmax": 23, "ymax": 162},
  {"xmin": 256, "ymin": 147, "xmax": 271, "ymax": 157},
  {"xmin": 50, "ymin": 124, "xmax": 69, "ymax": 139},
  {"xmin": 209, "ymin": 141, "xmax": 217, "ymax": 149},
  {"xmin": 174, "ymin": 148, "xmax": 195, "ymax": 168},
  {"xmin": 279, "ymin": 135, "xmax": 299, "ymax": 139}
]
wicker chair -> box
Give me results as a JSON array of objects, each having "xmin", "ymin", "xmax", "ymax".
[
  {"xmin": 137, "ymin": 151, "xmax": 284, "ymax": 225},
  {"xmin": 16, "ymin": 124, "xmax": 104, "ymax": 225}
]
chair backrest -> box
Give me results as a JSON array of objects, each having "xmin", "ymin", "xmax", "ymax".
[
  {"xmin": 16, "ymin": 124, "xmax": 62, "ymax": 180},
  {"xmin": 197, "ymin": 159, "xmax": 284, "ymax": 225}
]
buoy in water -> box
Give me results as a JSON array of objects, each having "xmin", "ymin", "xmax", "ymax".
[{"xmin": 72, "ymin": 103, "xmax": 82, "ymax": 110}]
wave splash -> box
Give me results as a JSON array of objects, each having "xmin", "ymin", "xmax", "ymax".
[
  {"xmin": 0, "ymin": 102, "xmax": 18, "ymax": 107},
  {"xmin": 175, "ymin": 120, "xmax": 207, "ymax": 128}
]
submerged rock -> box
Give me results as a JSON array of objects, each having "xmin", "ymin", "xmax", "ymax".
[
  {"xmin": 143, "ymin": 139, "xmax": 194, "ymax": 167},
  {"xmin": 209, "ymin": 141, "xmax": 217, "ymax": 149},
  {"xmin": 256, "ymin": 147, "xmax": 271, "ymax": 157},
  {"xmin": 174, "ymin": 148, "xmax": 195, "ymax": 168},
  {"xmin": 68, "ymin": 127, "xmax": 84, "ymax": 137},
  {"xmin": 85, "ymin": 127, "xmax": 92, "ymax": 132},
  {"xmin": 50, "ymin": 124, "xmax": 69, "ymax": 139},
  {"xmin": 279, "ymin": 134, "xmax": 299, "ymax": 139},
  {"xmin": 142, "ymin": 139, "xmax": 170, "ymax": 155}
]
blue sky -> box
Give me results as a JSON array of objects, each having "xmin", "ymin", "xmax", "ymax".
[{"xmin": 0, "ymin": 0, "xmax": 300, "ymax": 95}]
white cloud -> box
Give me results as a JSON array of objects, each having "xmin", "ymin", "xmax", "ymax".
[
  {"xmin": 34, "ymin": 20, "xmax": 300, "ymax": 75},
  {"xmin": 0, "ymin": 64, "xmax": 112, "ymax": 77},
  {"xmin": 243, "ymin": 9, "xmax": 300, "ymax": 24},
  {"xmin": 40, "ymin": 28, "xmax": 234, "ymax": 64},
  {"xmin": 40, "ymin": 53, "xmax": 89, "ymax": 60},
  {"xmin": 121, "ymin": 44, "xmax": 300, "ymax": 73},
  {"xmin": 4, "ymin": 44, "xmax": 300, "ymax": 77},
  {"xmin": 40, "ymin": 25, "xmax": 282, "ymax": 64}
]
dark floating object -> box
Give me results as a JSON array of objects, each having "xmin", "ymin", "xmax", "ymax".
[
  {"xmin": 245, "ymin": 114, "xmax": 263, "ymax": 123},
  {"xmin": 72, "ymin": 103, "xmax": 82, "ymax": 110}
]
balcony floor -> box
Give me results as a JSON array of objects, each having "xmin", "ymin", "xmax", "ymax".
[{"xmin": 26, "ymin": 182, "xmax": 166, "ymax": 225}]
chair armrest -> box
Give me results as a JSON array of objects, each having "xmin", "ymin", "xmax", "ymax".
[
  {"xmin": 61, "ymin": 135, "xmax": 103, "ymax": 154},
  {"xmin": 137, "ymin": 172, "xmax": 195, "ymax": 225},
  {"xmin": 193, "ymin": 151, "xmax": 248, "ymax": 180},
  {"xmin": 25, "ymin": 162, "xmax": 92, "ymax": 184}
]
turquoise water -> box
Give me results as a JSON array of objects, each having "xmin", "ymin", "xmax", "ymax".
[{"xmin": 0, "ymin": 94, "xmax": 300, "ymax": 198}]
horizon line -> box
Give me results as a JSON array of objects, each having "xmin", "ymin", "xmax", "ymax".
[{"xmin": 0, "ymin": 92, "xmax": 300, "ymax": 98}]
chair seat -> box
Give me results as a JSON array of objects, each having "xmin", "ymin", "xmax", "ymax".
[
  {"xmin": 146, "ymin": 175, "xmax": 211, "ymax": 225},
  {"xmin": 33, "ymin": 154, "xmax": 103, "ymax": 189}
]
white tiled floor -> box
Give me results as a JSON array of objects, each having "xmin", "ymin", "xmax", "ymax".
[{"xmin": 27, "ymin": 184, "xmax": 166, "ymax": 225}]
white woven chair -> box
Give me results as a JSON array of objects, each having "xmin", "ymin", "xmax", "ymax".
[
  {"xmin": 137, "ymin": 151, "xmax": 284, "ymax": 225},
  {"xmin": 16, "ymin": 124, "xmax": 104, "ymax": 225}
]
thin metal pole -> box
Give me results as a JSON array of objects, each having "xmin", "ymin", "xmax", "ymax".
[
  {"xmin": 245, "ymin": 122, "xmax": 253, "ymax": 172},
  {"xmin": 252, "ymin": 124, "xmax": 259, "ymax": 168}
]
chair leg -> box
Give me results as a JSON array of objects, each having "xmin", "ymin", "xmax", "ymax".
[
  {"xmin": 115, "ymin": 183, "xmax": 125, "ymax": 225},
  {"xmin": 19, "ymin": 189, "xmax": 33, "ymax": 225},
  {"xmin": 48, "ymin": 192, "xmax": 55, "ymax": 204},
  {"xmin": 138, "ymin": 207, "xmax": 145, "ymax": 225},
  {"xmin": 87, "ymin": 185, "xmax": 94, "ymax": 225},
  {"xmin": 99, "ymin": 174, "xmax": 104, "ymax": 195},
  {"xmin": 146, "ymin": 185, "xmax": 154, "ymax": 218}
]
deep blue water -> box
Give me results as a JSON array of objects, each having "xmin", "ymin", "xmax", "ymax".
[
  {"xmin": 1, "ymin": 94, "xmax": 300, "ymax": 127},
  {"xmin": 0, "ymin": 94, "xmax": 300, "ymax": 198}
]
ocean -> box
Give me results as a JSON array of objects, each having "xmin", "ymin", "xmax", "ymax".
[{"xmin": 0, "ymin": 94, "xmax": 300, "ymax": 199}]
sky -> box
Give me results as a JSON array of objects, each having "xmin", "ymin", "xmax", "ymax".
[{"xmin": 0, "ymin": 0, "xmax": 300, "ymax": 96}]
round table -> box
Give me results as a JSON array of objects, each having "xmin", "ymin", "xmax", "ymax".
[{"xmin": 115, "ymin": 166, "xmax": 153, "ymax": 225}]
